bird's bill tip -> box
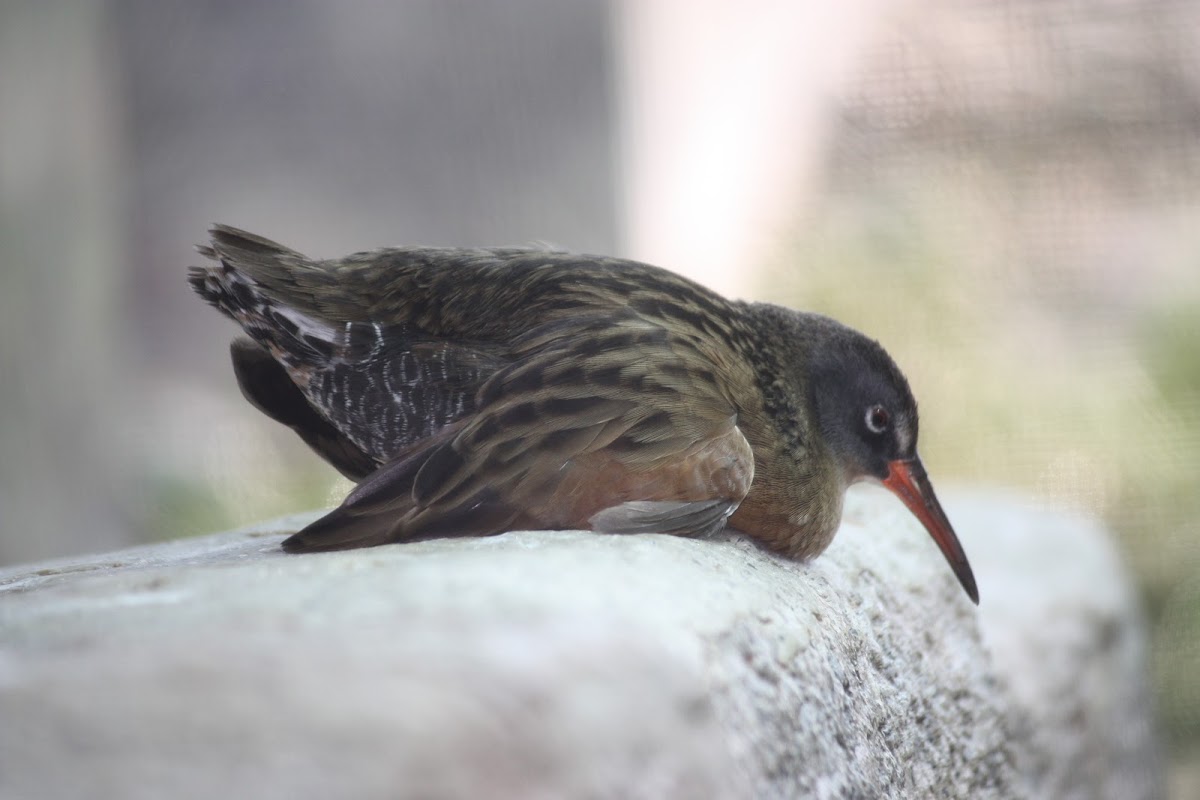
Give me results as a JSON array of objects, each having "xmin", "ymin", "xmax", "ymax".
[{"xmin": 883, "ymin": 456, "xmax": 979, "ymax": 605}]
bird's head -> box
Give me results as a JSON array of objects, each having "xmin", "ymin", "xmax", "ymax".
[{"xmin": 800, "ymin": 314, "xmax": 979, "ymax": 604}]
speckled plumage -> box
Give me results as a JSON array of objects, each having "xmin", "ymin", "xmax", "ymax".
[{"xmin": 189, "ymin": 225, "xmax": 978, "ymax": 603}]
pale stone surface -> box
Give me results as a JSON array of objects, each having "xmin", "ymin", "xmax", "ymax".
[{"xmin": 0, "ymin": 487, "xmax": 1161, "ymax": 799}]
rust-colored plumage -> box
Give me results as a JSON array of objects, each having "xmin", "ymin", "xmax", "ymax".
[{"xmin": 189, "ymin": 225, "xmax": 978, "ymax": 603}]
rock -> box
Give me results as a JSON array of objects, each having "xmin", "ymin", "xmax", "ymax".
[{"xmin": 0, "ymin": 487, "xmax": 1161, "ymax": 799}]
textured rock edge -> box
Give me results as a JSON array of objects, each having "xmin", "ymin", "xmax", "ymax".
[{"xmin": 0, "ymin": 487, "xmax": 1163, "ymax": 799}]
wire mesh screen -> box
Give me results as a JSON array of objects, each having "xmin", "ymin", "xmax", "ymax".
[
  {"xmin": 0, "ymin": 0, "xmax": 1197, "ymax": 793},
  {"xmin": 772, "ymin": 0, "xmax": 1200, "ymax": 783}
]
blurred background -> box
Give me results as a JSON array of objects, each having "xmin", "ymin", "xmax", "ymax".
[{"xmin": 1, "ymin": 0, "xmax": 1196, "ymax": 792}]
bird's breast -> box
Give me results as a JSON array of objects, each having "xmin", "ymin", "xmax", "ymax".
[{"xmin": 727, "ymin": 417, "xmax": 845, "ymax": 561}]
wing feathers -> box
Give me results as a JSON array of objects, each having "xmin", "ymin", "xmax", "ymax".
[
  {"xmin": 589, "ymin": 499, "xmax": 737, "ymax": 537},
  {"xmin": 282, "ymin": 328, "xmax": 754, "ymax": 551}
]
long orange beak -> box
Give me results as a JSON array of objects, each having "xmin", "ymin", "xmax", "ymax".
[{"xmin": 882, "ymin": 456, "xmax": 979, "ymax": 604}]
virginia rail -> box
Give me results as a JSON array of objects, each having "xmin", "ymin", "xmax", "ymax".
[{"xmin": 190, "ymin": 226, "xmax": 978, "ymax": 604}]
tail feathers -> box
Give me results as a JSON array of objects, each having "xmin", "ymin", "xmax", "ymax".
[
  {"xmin": 209, "ymin": 225, "xmax": 352, "ymax": 319},
  {"xmin": 189, "ymin": 224, "xmax": 318, "ymax": 311},
  {"xmin": 207, "ymin": 225, "xmax": 312, "ymax": 285},
  {"xmin": 189, "ymin": 226, "xmax": 343, "ymax": 368},
  {"xmin": 187, "ymin": 261, "xmax": 254, "ymax": 321}
]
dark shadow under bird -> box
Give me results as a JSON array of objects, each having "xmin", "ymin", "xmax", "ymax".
[{"xmin": 189, "ymin": 225, "xmax": 978, "ymax": 604}]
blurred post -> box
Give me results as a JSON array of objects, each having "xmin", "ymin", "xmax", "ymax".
[
  {"xmin": 0, "ymin": 2, "xmax": 132, "ymax": 562},
  {"xmin": 614, "ymin": 0, "xmax": 894, "ymax": 298}
]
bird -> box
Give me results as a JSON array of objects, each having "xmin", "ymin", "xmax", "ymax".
[{"xmin": 189, "ymin": 225, "xmax": 979, "ymax": 604}]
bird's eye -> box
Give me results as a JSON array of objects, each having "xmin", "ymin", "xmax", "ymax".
[{"xmin": 865, "ymin": 404, "xmax": 890, "ymax": 434}]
